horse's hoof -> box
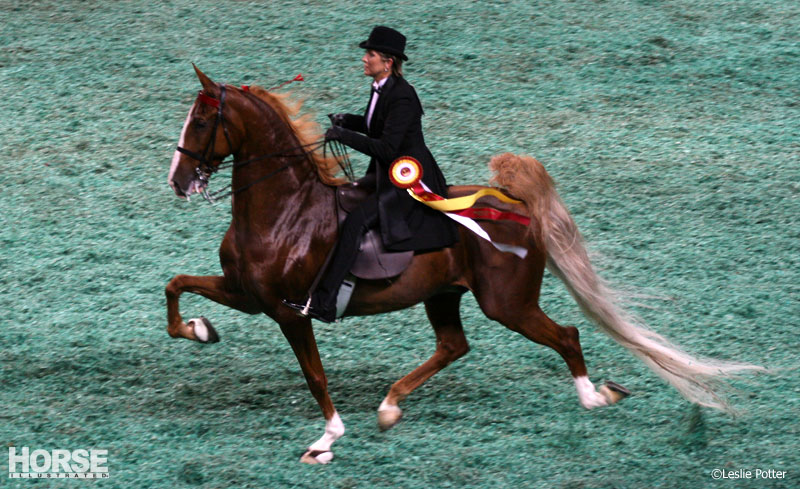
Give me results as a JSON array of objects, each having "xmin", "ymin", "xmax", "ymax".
[
  {"xmin": 300, "ymin": 449, "xmax": 333, "ymax": 465},
  {"xmin": 599, "ymin": 381, "xmax": 631, "ymax": 405},
  {"xmin": 188, "ymin": 317, "xmax": 220, "ymax": 344},
  {"xmin": 378, "ymin": 406, "xmax": 403, "ymax": 431}
]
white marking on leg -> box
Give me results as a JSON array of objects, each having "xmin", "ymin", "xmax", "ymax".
[
  {"xmin": 189, "ymin": 318, "xmax": 208, "ymax": 342},
  {"xmin": 168, "ymin": 106, "xmax": 195, "ymax": 191},
  {"xmin": 574, "ymin": 376, "xmax": 609, "ymax": 409},
  {"xmin": 377, "ymin": 397, "xmax": 403, "ymax": 430},
  {"xmin": 378, "ymin": 398, "xmax": 402, "ymax": 417},
  {"xmin": 308, "ymin": 411, "xmax": 344, "ymax": 463},
  {"xmin": 378, "ymin": 398, "xmax": 399, "ymax": 413}
]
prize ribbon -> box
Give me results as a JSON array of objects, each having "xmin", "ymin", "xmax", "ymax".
[{"xmin": 389, "ymin": 157, "xmax": 530, "ymax": 258}]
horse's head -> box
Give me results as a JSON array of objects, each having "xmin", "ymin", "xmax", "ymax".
[{"xmin": 168, "ymin": 65, "xmax": 239, "ymax": 199}]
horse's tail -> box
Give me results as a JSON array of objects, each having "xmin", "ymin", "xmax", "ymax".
[{"xmin": 489, "ymin": 153, "xmax": 764, "ymax": 412}]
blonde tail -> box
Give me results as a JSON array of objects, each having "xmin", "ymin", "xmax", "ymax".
[{"xmin": 489, "ymin": 153, "xmax": 764, "ymax": 412}]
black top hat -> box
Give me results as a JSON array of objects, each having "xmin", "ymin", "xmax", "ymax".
[{"xmin": 359, "ymin": 26, "xmax": 408, "ymax": 61}]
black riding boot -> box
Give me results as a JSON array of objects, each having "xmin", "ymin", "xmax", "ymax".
[{"xmin": 286, "ymin": 195, "xmax": 379, "ymax": 322}]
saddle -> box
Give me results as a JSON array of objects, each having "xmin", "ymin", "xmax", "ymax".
[
  {"xmin": 336, "ymin": 180, "xmax": 521, "ymax": 280},
  {"xmin": 336, "ymin": 182, "xmax": 413, "ymax": 280},
  {"xmin": 331, "ymin": 181, "xmax": 518, "ymax": 318}
]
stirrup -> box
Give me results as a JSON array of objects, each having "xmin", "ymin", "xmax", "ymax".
[
  {"xmin": 300, "ymin": 296, "xmax": 312, "ymax": 316},
  {"xmin": 282, "ymin": 297, "xmax": 312, "ymax": 317},
  {"xmin": 282, "ymin": 298, "xmax": 335, "ymax": 323}
]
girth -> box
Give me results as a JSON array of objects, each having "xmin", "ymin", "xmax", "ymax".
[{"xmin": 336, "ymin": 183, "xmax": 413, "ymax": 280}]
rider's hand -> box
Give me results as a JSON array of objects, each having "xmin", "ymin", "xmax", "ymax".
[
  {"xmin": 327, "ymin": 113, "xmax": 346, "ymax": 127},
  {"xmin": 325, "ymin": 126, "xmax": 344, "ymax": 142}
]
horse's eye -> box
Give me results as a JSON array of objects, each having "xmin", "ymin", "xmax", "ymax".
[{"xmin": 194, "ymin": 119, "xmax": 208, "ymax": 129}]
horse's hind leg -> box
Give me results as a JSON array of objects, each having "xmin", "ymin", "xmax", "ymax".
[
  {"xmin": 165, "ymin": 274, "xmax": 259, "ymax": 342},
  {"xmin": 378, "ymin": 292, "xmax": 470, "ymax": 430},
  {"xmin": 482, "ymin": 300, "xmax": 628, "ymax": 409}
]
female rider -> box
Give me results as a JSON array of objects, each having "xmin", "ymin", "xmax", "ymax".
[{"xmin": 284, "ymin": 26, "xmax": 458, "ymax": 322}]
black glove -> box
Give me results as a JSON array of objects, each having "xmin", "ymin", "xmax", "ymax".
[
  {"xmin": 325, "ymin": 125, "xmax": 344, "ymax": 142},
  {"xmin": 327, "ymin": 113, "xmax": 346, "ymax": 127}
]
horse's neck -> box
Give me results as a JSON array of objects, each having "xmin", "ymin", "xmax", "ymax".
[{"xmin": 229, "ymin": 124, "xmax": 335, "ymax": 236}]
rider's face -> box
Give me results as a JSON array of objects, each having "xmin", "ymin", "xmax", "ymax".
[{"xmin": 362, "ymin": 50, "xmax": 391, "ymax": 80}]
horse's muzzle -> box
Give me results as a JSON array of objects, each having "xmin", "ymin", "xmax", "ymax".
[
  {"xmin": 169, "ymin": 180, "xmax": 187, "ymax": 198},
  {"xmin": 169, "ymin": 176, "xmax": 206, "ymax": 199}
]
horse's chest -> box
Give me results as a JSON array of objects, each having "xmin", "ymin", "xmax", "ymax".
[{"xmin": 222, "ymin": 233, "xmax": 306, "ymax": 297}]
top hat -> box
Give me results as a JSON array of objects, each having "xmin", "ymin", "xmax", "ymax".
[{"xmin": 359, "ymin": 26, "xmax": 408, "ymax": 61}]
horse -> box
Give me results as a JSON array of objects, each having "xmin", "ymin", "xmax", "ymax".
[{"xmin": 165, "ymin": 66, "xmax": 763, "ymax": 464}]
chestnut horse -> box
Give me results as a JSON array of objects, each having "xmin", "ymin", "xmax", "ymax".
[{"xmin": 166, "ymin": 67, "xmax": 761, "ymax": 464}]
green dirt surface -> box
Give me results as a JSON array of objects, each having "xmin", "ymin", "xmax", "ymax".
[{"xmin": 1, "ymin": 1, "xmax": 798, "ymax": 488}]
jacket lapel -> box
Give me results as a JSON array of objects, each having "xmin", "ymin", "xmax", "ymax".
[
  {"xmin": 363, "ymin": 84, "xmax": 373, "ymax": 120},
  {"xmin": 374, "ymin": 75, "xmax": 396, "ymax": 122},
  {"xmin": 365, "ymin": 76, "xmax": 396, "ymax": 137}
]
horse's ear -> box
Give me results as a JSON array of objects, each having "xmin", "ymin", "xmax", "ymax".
[{"xmin": 193, "ymin": 64, "xmax": 216, "ymax": 92}]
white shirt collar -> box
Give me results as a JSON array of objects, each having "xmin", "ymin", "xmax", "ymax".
[{"xmin": 372, "ymin": 76, "xmax": 389, "ymax": 92}]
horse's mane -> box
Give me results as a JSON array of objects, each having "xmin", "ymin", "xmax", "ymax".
[{"xmin": 243, "ymin": 85, "xmax": 345, "ymax": 186}]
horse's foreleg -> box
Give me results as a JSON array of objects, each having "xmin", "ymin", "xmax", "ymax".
[
  {"xmin": 165, "ymin": 274, "xmax": 258, "ymax": 342},
  {"xmin": 279, "ymin": 319, "xmax": 344, "ymax": 465},
  {"xmin": 378, "ymin": 292, "xmax": 470, "ymax": 430}
]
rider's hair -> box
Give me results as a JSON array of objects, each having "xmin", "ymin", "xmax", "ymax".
[{"xmin": 379, "ymin": 52, "xmax": 404, "ymax": 77}]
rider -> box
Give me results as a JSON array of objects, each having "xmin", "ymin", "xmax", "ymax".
[{"xmin": 283, "ymin": 25, "xmax": 458, "ymax": 322}]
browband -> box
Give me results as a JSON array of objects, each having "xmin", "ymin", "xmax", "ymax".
[{"xmin": 197, "ymin": 91, "xmax": 220, "ymax": 108}]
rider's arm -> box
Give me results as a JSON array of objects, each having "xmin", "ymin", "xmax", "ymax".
[
  {"xmin": 339, "ymin": 114, "xmax": 367, "ymax": 133},
  {"xmin": 333, "ymin": 93, "xmax": 415, "ymax": 165}
]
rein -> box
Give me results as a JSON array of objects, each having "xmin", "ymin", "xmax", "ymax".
[
  {"xmin": 176, "ymin": 83, "xmax": 352, "ymax": 204},
  {"xmin": 203, "ymin": 140, "xmax": 326, "ymax": 203}
]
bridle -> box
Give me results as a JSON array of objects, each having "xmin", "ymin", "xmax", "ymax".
[
  {"xmin": 175, "ymin": 85, "xmax": 235, "ymax": 194},
  {"xmin": 175, "ymin": 83, "xmax": 353, "ymax": 203}
]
